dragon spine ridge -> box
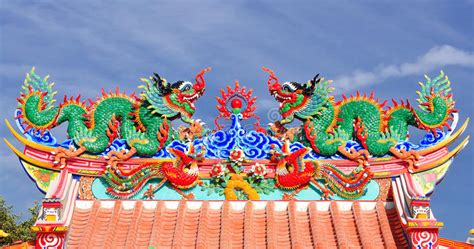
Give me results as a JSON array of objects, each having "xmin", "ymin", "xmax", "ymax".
[
  {"xmin": 17, "ymin": 67, "xmax": 211, "ymax": 157},
  {"xmin": 264, "ymin": 67, "xmax": 456, "ymax": 161}
]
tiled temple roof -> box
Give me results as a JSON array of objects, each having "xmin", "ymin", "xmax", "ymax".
[{"xmin": 67, "ymin": 200, "xmax": 408, "ymax": 248}]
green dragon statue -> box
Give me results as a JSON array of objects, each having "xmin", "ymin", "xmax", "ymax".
[
  {"xmin": 17, "ymin": 67, "xmax": 211, "ymax": 167},
  {"xmin": 263, "ymin": 67, "xmax": 456, "ymax": 168}
]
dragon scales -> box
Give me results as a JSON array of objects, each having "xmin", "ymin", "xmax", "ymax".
[
  {"xmin": 263, "ymin": 67, "xmax": 456, "ymax": 169},
  {"xmin": 17, "ymin": 67, "xmax": 211, "ymax": 167}
]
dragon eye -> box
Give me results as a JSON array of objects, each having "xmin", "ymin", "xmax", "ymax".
[
  {"xmin": 179, "ymin": 82, "xmax": 193, "ymax": 91},
  {"xmin": 282, "ymin": 82, "xmax": 297, "ymax": 92}
]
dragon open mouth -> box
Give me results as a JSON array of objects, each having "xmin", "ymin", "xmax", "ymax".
[
  {"xmin": 271, "ymin": 90, "xmax": 293, "ymax": 109},
  {"xmin": 182, "ymin": 90, "xmax": 205, "ymax": 109},
  {"xmin": 271, "ymin": 91, "xmax": 292, "ymax": 102},
  {"xmin": 183, "ymin": 92, "xmax": 201, "ymax": 102}
]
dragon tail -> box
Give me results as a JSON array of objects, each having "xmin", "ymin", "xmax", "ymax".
[
  {"xmin": 17, "ymin": 68, "xmax": 87, "ymax": 134},
  {"xmin": 414, "ymin": 71, "xmax": 456, "ymax": 134}
]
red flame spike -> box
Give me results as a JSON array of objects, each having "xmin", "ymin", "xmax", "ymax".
[
  {"xmin": 370, "ymin": 91, "xmax": 375, "ymax": 99},
  {"xmin": 444, "ymin": 123, "xmax": 452, "ymax": 130},
  {"xmin": 24, "ymin": 125, "xmax": 32, "ymax": 132},
  {"xmin": 342, "ymin": 94, "xmax": 347, "ymax": 100},
  {"xmin": 391, "ymin": 98, "xmax": 398, "ymax": 106},
  {"xmin": 380, "ymin": 100, "xmax": 388, "ymax": 108},
  {"xmin": 356, "ymin": 90, "xmax": 360, "ymax": 97},
  {"xmin": 17, "ymin": 98, "xmax": 24, "ymax": 104},
  {"xmin": 63, "ymin": 95, "xmax": 67, "ymax": 102},
  {"xmin": 303, "ymin": 120, "xmax": 319, "ymax": 153}
]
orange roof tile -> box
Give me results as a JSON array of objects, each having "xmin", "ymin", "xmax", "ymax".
[{"xmin": 66, "ymin": 200, "xmax": 408, "ymax": 248}]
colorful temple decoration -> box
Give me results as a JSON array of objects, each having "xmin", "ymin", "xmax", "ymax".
[{"xmin": 4, "ymin": 67, "xmax": 470, "ymax": 248}]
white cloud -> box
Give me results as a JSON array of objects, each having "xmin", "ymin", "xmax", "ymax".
[{"xmin": 334, "ymin": 45, "xmax": 474, "ymax": 91}]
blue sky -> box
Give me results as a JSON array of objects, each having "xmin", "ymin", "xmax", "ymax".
[{"xmin": 1, "ymin": 1, "xmax": 473, "ymax": 241}]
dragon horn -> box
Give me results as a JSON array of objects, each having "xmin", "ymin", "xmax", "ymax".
[
  {"xmin": 303, "ymin": 73, "xmax": 320, "ymax": 95},
  {"xmin": 152, "ymin": 73, "xmax": 162, "ymax": 85},
  {"xmin": 152, "ymin": 73, "xmax": 171, "ymax": 95},
  {"xmin": 312, "ymin": 74, "xmax": 321, "ymax": 84},
  {"xmin": 262, "ymin": 67, "xmax": 279, "ymax": 86},
  {"xmin": 195, "ymin": 67, "xmax": 211, "ymax": 89}
]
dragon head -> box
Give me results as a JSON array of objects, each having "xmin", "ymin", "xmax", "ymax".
[
  {"xmin": 262, "ymin": 67, "xmax": 333, "ymax": 124},
  {"xmin": 141, "ymin": 67, "xmax": 211, "ymax": 123}
]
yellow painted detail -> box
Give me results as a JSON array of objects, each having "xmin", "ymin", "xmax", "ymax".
[
  {"xmin": 4, "ymin": 138, "xmax": 56, "ymax": 170},
  {"xmin": 5, "ymin": 119, "xmax": 55, "ymax": 152},
  {"xmin": 22, "ymin": 160, "xmax": 58, "ymax": 192}
]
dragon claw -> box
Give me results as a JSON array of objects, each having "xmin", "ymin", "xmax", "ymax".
[
  {"xmin": 320, "ymin": 188, "xmax": 334, "ymax": 200},
  {"xmin": 51, "ymin": 146, "xmax": 86, "ymax": 168},
  {"xmin": 282, "ymin": 193, "xmax": 296, "ymax": 200},
  {"xmin": 183, "ymin": 192, "xmax": 195, "ymax": 200},
  {"xmin": 106, "ymin": 147, "xmax": 137, "ymax": 167},
  {"xmin": 143, "ymin": 188, "xmax": 155, "ymax": 199},
  {"xmin": 338, "ymin": 146, "xmax": 370, "ymax": 167}
]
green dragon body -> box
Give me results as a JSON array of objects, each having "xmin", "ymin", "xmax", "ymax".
[
  {"xmin": 264, "ymin": 68, "xmax": 455, "ymax": 165},
  {"xmin": 17, "ymin": 68, "xmax": 210, "ymax": 164}
]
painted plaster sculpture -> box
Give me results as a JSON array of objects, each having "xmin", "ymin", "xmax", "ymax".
[
  {"xmin": 4, "ymin": 67, "xmax": 470, "ymax": 248},
  {"xmin": 17, "ymin": 67, "xmax": 210, "ymax": 167},
  {"xmin": 263, "ymin": 67, "xmax": 455, "ymax": 170}
]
